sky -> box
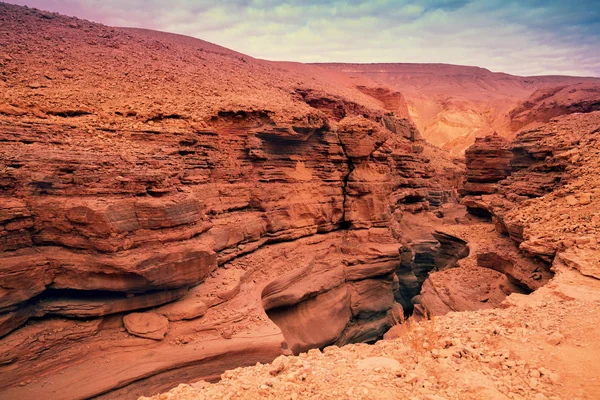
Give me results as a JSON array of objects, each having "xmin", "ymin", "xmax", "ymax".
[{"xmin": 7, "ymin": 0, "xmax": 600, "ymax": 77}]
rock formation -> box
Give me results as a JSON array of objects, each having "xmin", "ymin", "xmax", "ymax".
[
  {"xmin": 0, "ymin": 4, "xmax": 468, "ymax": 399},
  {"xmin": 393, "ymin": 83, "xmax": 600, "ymax": 323},
  {"xmin": 456, "ymin": 110, "xmax": 600, "ymax": 300},
  {"xmin": 462, "ymin": 112, "xmax": 600, "ymax": 254}
]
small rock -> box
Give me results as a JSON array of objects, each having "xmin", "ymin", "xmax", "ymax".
[
  {"xmin": 269, "ymin": 356, "xmax": 288, "ymax": 376},
  {"xmin": 547, "ymin": 332, "xmax": 564, "ymax": 346},
  {"xmin": 575, "ymin": 237, "xmax": 591, "ymax": 246},
  {"xmin": 547, "ymin": 372, "xmax": 560, "ymax": 384},
  {"xmin": 529, "ymin": 378, "xmax": 538, "ymax": 389},
  {"xmin": 220, "ymin": 327, "xmax": 234, "ymax": 339},
  {"xmin": 357, "ymin": 357, "xmax": 401, "ymax": 371},
  {"xmin": 565, "ymin": 195, "xmax": 578, "ymax": 206},
  {"xmin": 579, "ymin": 193, "xmax": 592, "ymax": 205},
  {"xmin": 157, "ymin": 298, "xmax": 208, "ymax": 321},
  {"xmin": 467, "ymin": 331, "xmax": 484, "ymax": 343}
]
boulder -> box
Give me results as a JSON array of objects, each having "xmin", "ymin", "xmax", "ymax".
[
  {"xmin": 123, "ymin": 312, "xmax": 169, "ymax": 340},
  {"xmin": 267, "ymin": 285, "xmax": 352, "ymax": 355},
  {"xmin": 156, "ymin": 297, "xmax": 208, "ymax": 322}
]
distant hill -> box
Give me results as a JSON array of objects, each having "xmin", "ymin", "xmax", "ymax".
[{"xmin": 318, "ymin": 63, "xmax": 600, "ymax": 154}]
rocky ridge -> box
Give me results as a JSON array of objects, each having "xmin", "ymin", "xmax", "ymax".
[{"xmin": 318, "ymin": 64, "xmax": 600, "ymax": 155}]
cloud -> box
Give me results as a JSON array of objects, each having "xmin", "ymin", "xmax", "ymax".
[{"xmin": 6, "ymin": 0, "xmax": 600, "ymax": 76}]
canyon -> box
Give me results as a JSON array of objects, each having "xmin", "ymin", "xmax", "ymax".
[
  {"xmin": 320, "ymin": 64, "xmax": 600, "ymax": 155},
  {"xmin": 0, "ymin": 3, "xmax": 599, "ymax": 400}
]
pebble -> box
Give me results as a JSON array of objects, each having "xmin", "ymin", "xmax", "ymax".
[
  {"xmin": 546, "ymin": 332, "xmax": 564, "ymax": 346},
  {"xmin": 357, "ymin": 357, "xmax": 401, "ymax": 371},
  {"xmin": 579, "ymin": 193, "xmax": 592, "ymax": 205},
  {"xmin": 530, "ymin": 369, "xmax": 541, "ymax": 378}
]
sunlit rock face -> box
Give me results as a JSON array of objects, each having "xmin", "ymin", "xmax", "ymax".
[{"xmin": 0, "ymin": 4, "xmax": 470, "ymax": 398}]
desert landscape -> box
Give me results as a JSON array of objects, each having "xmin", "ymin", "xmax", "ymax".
[{"xmin": 0, "ymin": 2, "xmax": 599, "ymax": 400}]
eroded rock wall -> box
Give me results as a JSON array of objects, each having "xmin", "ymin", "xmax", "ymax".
[
  {"xmin": 0, "ymin": 4, "xmax": 485, "ymax": 398},
  {"xmin": 460, "ymin": 112, "xmax": 600, "ymax": 288},
  {"xmin": 0, "ymin": 97, "xmax": 463, "ymax": 399}
]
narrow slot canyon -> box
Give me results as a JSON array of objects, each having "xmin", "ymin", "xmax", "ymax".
[{"xmin": 262, "ymin": 216, "xmax": 552, "ymax": 356}]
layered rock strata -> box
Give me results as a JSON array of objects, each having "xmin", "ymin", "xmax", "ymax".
[
  {"xmin": 0, "ymin": 5, "xmax": 468, "ymax": 395},
  {"xmin": 455, "ymin": 112, "xmax": 600, "ymax": 309},
  {"xmin": 462, "ymin": 112, "xmax": 600, "ymax": 260},
  {"xmin": 5, "ymin": 4, "xmax": 597, "ymax": 399}
]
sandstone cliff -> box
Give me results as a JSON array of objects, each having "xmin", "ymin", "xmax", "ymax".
[
  {"xmin": 145, "ymin": 81, "xmax": 600, "ymax": 400},
  {"xmin": 462, "ymin": 111, "xmax": 600, "ymax": 264},
  {"xmin": 0, "ymin": 4, "xmax": 466, "ymax": 399},
  {"xmin": 1, "ymin": 3, "xmax": 599, "ymax": 400}
]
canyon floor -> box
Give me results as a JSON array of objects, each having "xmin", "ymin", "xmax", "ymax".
[{"xmin": 1, "ymin": 3, "xmax": 599, "ymax": 400}]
